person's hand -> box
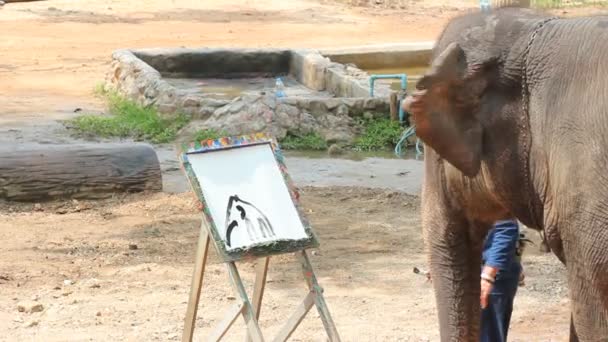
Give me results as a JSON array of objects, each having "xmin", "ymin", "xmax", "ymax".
[
  {"xmin": 480, "ymin": 265, "xmax": 498, "ymax": 309},
  {"xmin": 480, "ymin": 277, "xmax": 493, "ymax": 309}
]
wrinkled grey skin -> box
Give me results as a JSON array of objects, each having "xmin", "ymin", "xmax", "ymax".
[{"xmin": 403, "ymin": 8, "xmax": 608, "ymax": 341}]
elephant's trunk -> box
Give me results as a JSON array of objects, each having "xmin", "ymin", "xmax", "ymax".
[
  {"xmin": 430, "ymin": 249, "xmax": 482, "ymax": 341},
  {"xmin": 425, "ymin": 216, "xmax": 484, "ymax": 341}
]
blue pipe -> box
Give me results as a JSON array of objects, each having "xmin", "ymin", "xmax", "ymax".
[
  {"xmin": 369, "ymin": 73, "xmax": 408, "ymax": 123},
  {"xmin": 368, "ymin": 72, "xmax": 424, "ymax": 159},
  {"xmin": 369, "ymin": 74, "xmax": 408, "ymax": 97}
]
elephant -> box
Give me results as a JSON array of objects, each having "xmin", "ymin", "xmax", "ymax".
[{"xmin": 402, "ymin": 7, "xmax": 608, "ymax": 341}]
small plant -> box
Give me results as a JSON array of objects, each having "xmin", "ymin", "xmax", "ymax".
[
  {"xmin": 68, "ymin": 89, "xmax": 189, "ymax": 144},
  {"xmin": 354, "ymin": 118, "xmax": 404, "ymax": 151},
  {"xmin": 193, "ymin": 128, "xmax": 229, "ymax": 142},
  {"xmin": 279, "ymin": 132, "xmax": 328, "ymax": 150},
  {"xmin": 93, "ymin": 82, "xmax": 107, "ymax": 97}
]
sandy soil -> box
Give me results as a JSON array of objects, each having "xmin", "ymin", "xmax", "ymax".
[
  {"xmin": 0, "ymin": 187, "xmax": 568, "ymax": 341},
  {"xmin": 0, "ymin": 0, "xmax": 582, "ymax": 340}
]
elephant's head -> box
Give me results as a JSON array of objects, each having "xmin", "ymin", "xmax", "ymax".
[
  {"xmin": 403, "ymin": 7, "xmax": 547, "ymax": 177},
  {"xmin": 403, "ymin": 42, "xmax": 496, "ymax": 177}
]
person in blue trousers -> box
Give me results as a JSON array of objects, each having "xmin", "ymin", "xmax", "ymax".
[{"xmin": 479, "ymin": 219, "xmax": 523, "ymax": 342}]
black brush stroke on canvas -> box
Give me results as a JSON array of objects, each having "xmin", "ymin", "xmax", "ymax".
[{"xmin": 225, "ymin": 195, "xmax": 275, "ymax": 247}]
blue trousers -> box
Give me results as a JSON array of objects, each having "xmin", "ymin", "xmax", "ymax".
[{"xmin": 480, "ymin": 266, "xmax": 521, "ymax": 342}]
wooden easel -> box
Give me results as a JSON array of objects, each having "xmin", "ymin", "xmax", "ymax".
[{"xmin": 181, "ymin": 220, "xmax": 341, "ymax": 342}]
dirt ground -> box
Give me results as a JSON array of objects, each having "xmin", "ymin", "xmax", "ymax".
[
  {"xmin": 0, "ymin": 187, "xmax": 568, "ymax": 341},
  {"xmin": 0, "ymin": 0, "xmax": 587, "ymax": 340}
]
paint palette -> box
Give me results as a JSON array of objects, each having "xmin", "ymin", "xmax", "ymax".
[{"xmin": 179, "ymin": 133, "xmax": 319, "ymax": 261}]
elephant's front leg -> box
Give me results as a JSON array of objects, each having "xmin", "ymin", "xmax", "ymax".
[
  {"xmin": 423, "ymin": 198, "xmax": 486, "ymax": 341},
  {"xmin": 561, "ymin": 222, "xmax": 608, "ymax": 341}
]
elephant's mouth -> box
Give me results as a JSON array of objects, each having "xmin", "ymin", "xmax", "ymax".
[{"xmin": 402, "ymin": 89, "xmax": 427, "ymax": 117}]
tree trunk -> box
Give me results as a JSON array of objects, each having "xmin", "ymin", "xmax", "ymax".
[{"xmin": 0, "ymin": 143, "xmax": 162, "ymax": 202}]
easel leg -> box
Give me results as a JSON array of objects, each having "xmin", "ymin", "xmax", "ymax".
[
  {"xmin": 297, "ymin": 250, "xmax": 341, "ymax": 342},
  {"xmin": 182, "ymin": 223, "xmax": 211, "ymax": 342},
  {"xmin": 227, "ymin": 262, "xmax": 265, "ymax": 342},
  {"xmin": 246, "ymin": 257, "xmax": 270, "ymax": 342}
]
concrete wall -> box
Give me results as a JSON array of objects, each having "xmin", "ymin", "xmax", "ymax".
[
  {"xmin": 320, "ymin": 42, "xmax": 434, "ymax": 70},
  {"xmin": 134, "ymin": 48, "xmax": 292, "ymax": 78},
  {"xmin": 106, "ymin": 44, "xmax": 432, "ymax": 143}
]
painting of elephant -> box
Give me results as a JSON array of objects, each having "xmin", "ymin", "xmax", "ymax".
[{"xmin": 403, "ymin": 7, "xmax": 608, "ymax": 341}]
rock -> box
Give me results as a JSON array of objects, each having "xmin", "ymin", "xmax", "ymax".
[
  {"xmin": 226, "ymin": 295, "xmax": 236, "ymax": 301},
  {"xmin": 298, "ymin": 112, "xmax": 318, "ymax": 133},
  {"xmin": 262, "ymin": 95, "xmax": 277, "ymax": 109},
  {"xmin": 336, "ymin": 104, "xmax": 349, "ymax": 116},
  {"xmin": 63, "ymin": 279, "xmax": 74, "ymax": 286},
  {"xmin": 84, "ymin": 278, "xmax": 101, "ymax": 289},
  {"xmin": 306, "ymin": 100, "xmax": 327, "ymax": 115},
  {"xmin": 181, "ymin": 96, "xmax": 201, "ymax": 108},
  {"xmin": 276, "ymin": 104, "xmax": 299, "ymax": 118},
  {"xmin": 25, "ymin": 320, "xmax": 39, "ymax": 328},
  {"xmin": 363, "ymin": 111, "xmax": 374, "ymax": 120},
  {"xmin": 17, "ymin": 301, "xmax": 44, "ymax": 313},
  {"xmin": 128, "ymin": 243, "xmax": 138, "ymax": 250},
  {"xmin": 157, "ymin": 103, "xmax": 177, "ymax": 115},
  {"xmin": 201, "ymin": 99, "xmax": 230, "ymax": 108},
  {"xmin": 96, "ymin": 311, "xmax": 102, "ymax": 317},
  {"xmin": 324, "ymin": 129, "xmax": 353, "ymax": 144},
  {"xmin": 143, "ymin": 85, "xmax": 159, "ymax": 100},
  {"xmin": 280, "ymin": 97, "xmax": 300, "ymax": 106},
  {"xmin": 364, "ymin": 98, "xmax": 386, "ymax": 110},
  {"xmin": 56, "ymin": 208, "xmax": 68, "ymax": 215},
  {"xmin": 195, "ymin": 106, "xmax": 216, "ymax": 120},
  {"xmin": 324, "ymin": 99, "xmax": 342, "ymax": 111},
  {"xmin": 228, "ymin": 101, "xmax": 245, "ymax": 113},
  {"xmin": 241, "ymin": 94, "xmax": 261, "ymax": 103},
  {"xmin": 212, "ymin": 105, "xmax": 230, "ymax": 118},
  {"xmin": 33, "ymin": 203, "xmax": 43, "ymax": 212},
  {"xmin": 327, "ymin": 144, "xmax": 344, "ymax": 157}
]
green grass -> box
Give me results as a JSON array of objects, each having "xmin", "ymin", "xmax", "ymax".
[
  {"xmin": 279, "ymin": 132, "xmax": 328, "ymax": 150},
  {"xmin": 279, "ymin": 118, "xmax": 405, "ymax": 152},
  {"xmin": 353, "ymin": 118, "xmax": 404, "ymax": 151},
  {"xmin": 68, "ymin": 88, "xmax": 189, "ymax": 144},
  {"xmin": 192, "ymin": 128, "xmax": 229, "ymax": 142}
]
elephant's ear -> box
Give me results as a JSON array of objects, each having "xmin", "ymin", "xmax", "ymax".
[{"xmin": 411, "ymin": 43, "xmax": 491, "ymax": 177}]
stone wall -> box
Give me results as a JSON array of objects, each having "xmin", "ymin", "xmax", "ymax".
[{"xmin": 106, "ymin": 48, "xmax": 399, "ymax": 144}]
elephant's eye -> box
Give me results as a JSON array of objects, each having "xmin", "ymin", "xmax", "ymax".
[{"xmin": 416, "ymin": 75, "xmax": 432, "ymax": 90}]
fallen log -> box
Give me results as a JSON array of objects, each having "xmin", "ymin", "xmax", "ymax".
[
  {"xmin": 3, "ymin": 1, "xmax": 47, "ymax": 3},
  {"xmin": 0, "ymin": 143, "xmax": 162, "ymax": 202}
]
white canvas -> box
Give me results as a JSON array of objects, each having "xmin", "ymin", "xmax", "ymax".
[{"xmin": 187, "ymin": 143, "xmax": 308, "ymax": 251}]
